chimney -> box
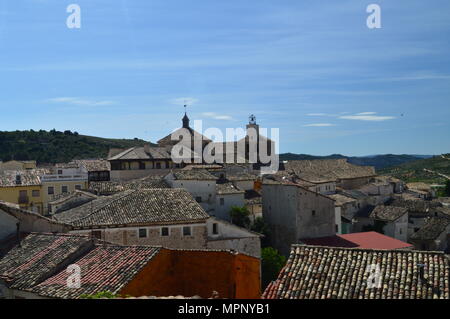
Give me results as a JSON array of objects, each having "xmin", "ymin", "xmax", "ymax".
[
  {"xmin": 144, "ymin": 144, "xmax": 151, "ymax": 154},
  {"xmin": 15, "ymin": 174, "xmax": 22, "ymax": 185}
]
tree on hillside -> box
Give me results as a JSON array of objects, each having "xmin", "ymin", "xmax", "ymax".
[
  {"xmin": 261, "ymin": 247, "xmax": 286, "ymax": 289},
  {"xmin": 444, "ymin": 180, "xmax": 450, "ymax": 197}
]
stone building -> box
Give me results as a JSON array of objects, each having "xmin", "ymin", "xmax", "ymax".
[
  {"xmin": 262, "ymin": 180, "xmax": 336, "ymax": 256},
  {"xmin": 368, "ymin": 205, "xmax": 409, "ymax": 242},
  {"xmin": 164, "ymin": 170, "xmax": 218, "ymax": 215},
  {"xmin": 410, "ymin": 215, "xmax": 450, "ymax": 252},
  {"xmin": 52, "ymin": 188, "xmax": 260, "ymax": 257}
]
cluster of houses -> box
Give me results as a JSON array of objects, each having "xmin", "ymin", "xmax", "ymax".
[{"xmin": 0, "ymin": 112, "xmax": 449, "ymax": 299}]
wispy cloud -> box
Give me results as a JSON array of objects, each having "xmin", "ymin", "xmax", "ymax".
[
  {"xmin": 303, "ymin": 123, "xmax": 336, "ymax": 127},
  {"xmin": 202, "ymin": 112, "xmax": 233, "ymax": 120},
  {"xmin": 46, "ymin": 97, "xmax": 115, "ymax": 106},
  {"xmin": 338, "ymin": 113, "xmax": 396, "ymax": 121},
  {"xmin": 170, "ymin": 97, "xmax": 199, "ymax": 106}
]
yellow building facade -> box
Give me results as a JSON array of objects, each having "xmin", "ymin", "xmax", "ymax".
[{"xmin": 0, "ymin": 173, "xmax": 44, "ymax": 214}]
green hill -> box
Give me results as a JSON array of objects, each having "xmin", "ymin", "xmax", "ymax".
[
  {"xmin": 379, "ymin": 154, "xmax": 450, "ymax": 184},
  {"xmin": 0, "ymin": 130, "xmax": 153, "ymax": 164}
]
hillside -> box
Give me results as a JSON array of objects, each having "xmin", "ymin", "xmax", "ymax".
[
  {"xmin": 0, "ymin": 130, "xmax": 152, "ymax": 164},
  {"xmin": 379, "ymin": 154, "xmax": 450, "ymax": 184},
  {"xmin": 279, "ymin": 153, "xmax": 430, "ymax": 170}
]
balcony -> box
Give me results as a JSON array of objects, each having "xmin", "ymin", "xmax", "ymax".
[{"xmin": 18, "ymin": 196, "xmax": 29, "ymax": 204}]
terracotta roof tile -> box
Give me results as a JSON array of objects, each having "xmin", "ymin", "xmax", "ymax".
[
  {"xmin": 54, "ymin": 188, "xmax": 210, "ymax": 227},
  {"xmin": 263, "ymin": 245, "xmax": 449, "ymax": 299}
]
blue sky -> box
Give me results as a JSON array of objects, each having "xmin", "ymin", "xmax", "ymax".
[{"xmin": 0, "ymin": 0, "xmax": 449, "ymax": 156}]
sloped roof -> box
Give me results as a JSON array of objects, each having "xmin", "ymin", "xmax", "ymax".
[
  {"xmin": 54, "ymin": 189, "xmax": 210, "ymax": 228},
  {"xmin": 108, "ymin": 147, "xmax": 171, "ymax": 161},
  {"xmin": 171, "ymin": 169, "xmax": 218, "ymax": 181},
  {"xmin": 157, "ymin": 127, "xmax": 212, "ymax": 146},
  {"xmin": 284, "ymin": 159, "xmax": 375, "ymax": 183},
  {"xmin": 0, "ymin": 233, "xmax": 92, "ymax": 290},
  {"xmin": 0, "ymin": 170, "xmax": 43, "ymax": 187},
  {"xmin": 31, "ymin": 245, "xmax": 161, "ymax": 299},
  {"xmin": 88, "ymin": 178, "xmax": 170, "ymax": 196},
  {"xmin": 216, "ymin": 182, "xmax": 244, "ymax": 195},
  {"xmin": 263, "ymin": 245, "xmax": 449, "ymax": 299},
  {"xmin": 328, "ymin": 193, "xmax": 357, "ymax": 207},
  {"xmin": 370, "ymin": 205, "xmax": 408, "ymax": 222},
  {"xmin": 301, "ymin": 231, "xmax": 413, "ymax": 250},
  {"xmin": 74, "ymin": 159, "xmax": 111, "ymax": 172},
  {"xmin": 410, "ymin": 216, "xmax": 450, "ymax": 241}
]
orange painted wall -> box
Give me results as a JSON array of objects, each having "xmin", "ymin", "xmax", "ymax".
[{"xmin": 120, "ymin": 249, "xmax": 261, "ymax": 299}]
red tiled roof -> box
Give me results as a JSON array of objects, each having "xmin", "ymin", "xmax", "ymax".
[
  {"xmin": 301, "ymin": 231, "xmax": 413, "ymax": 250},
  {"xmin": 32, "ymin": 245, "xmax": 161, "ymax": 299}
]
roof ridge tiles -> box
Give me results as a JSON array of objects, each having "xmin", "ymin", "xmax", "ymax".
[{"xmin": 292, "ymin": 243, "xmax": 446, "ymax": 255}]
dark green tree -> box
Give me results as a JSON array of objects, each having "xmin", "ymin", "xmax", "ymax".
[
  {"xmin": 251, "ymin": 216, "xmax": 271, "ymax": 247},
  {"xmin": 229, "ymin": 206, "xmax": 251, "ymax": 229},
  {"xmin": 261, "ymin": 247, "xmax": 286, "ymax": 289}
]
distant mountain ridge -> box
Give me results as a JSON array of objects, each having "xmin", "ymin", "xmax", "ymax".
[{"xmin": 279, "ymin": 153, "xmax": 433, "ymax": 170}]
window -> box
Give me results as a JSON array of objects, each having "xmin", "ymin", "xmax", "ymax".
[
  {"xmin": 61, "ymin": 186, "xmax": 68, "ymax": 193},
  {"xmin": 32, "ymin": 190, "xmax": 40, "ymax": 197},
  {"xmin": 48, "ymin": 186, "xmax": 54, "ymax": 195},
  {"xmin": 75, "ymin": 185, "xmax": 81, "ymax": 190},
  {"xmin": 183, "ymin": 226, "xmax": 192, "ymax": 236},
  {"xmin": 219, "ymin": 198, "xmax": 224, "ymax": 206},
  {"xmin": 335, "ymin": 224, "xmax": 339, "ymax": 232},
  {"xmin": 139, "ymin": 162, "xmax": 145, "ymax": 170},
  {"xmin": 57, "ymin": 170, "xmax": 63, "ymax": 175},
  {"xmin": 312, "ymin": 210, "xmax": 316, "ymax": 216},
  {"xmin": 195, "ymin": 196, "xmax": 202, "ymax": 203},
  {"xmin": 156, "ymin": 162, "xmax": 161, "ymax": 169},
  {"xmin": 138, "ymin": 228, "xmax": 147, "ymax": 238},
  {"xmin": 212, "ymin": 223, "xmax": 219, "ymax": 235},
  {"xmin": 161, "ymin": 227, "xmax": 169, "ymax": 236}
]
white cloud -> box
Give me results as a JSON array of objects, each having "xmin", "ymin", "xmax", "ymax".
[
  {"xmin": 170, "ymin": 97, "xmax": 199, "ymax": 106},
  {"xmin": 201, "ymin": 112, "xmax": 233, "ymax": 120},
  {"xmin": 339, "ymin": 113, "xmax": 395, "ymax": 121},
  {"xmin": 306, "ymin": 113, "xmax": 328, "ymax": 116},
  {"xmin": 46, "ymin": 97, "xmax": 115, "ymax": 106},
  {"xmin": 356, "ymin": 112, "xmax": 377, "ymax": 115},
  {"xmin": 303, "ymin": 123, "xmax": 336, "ymax": 127}
]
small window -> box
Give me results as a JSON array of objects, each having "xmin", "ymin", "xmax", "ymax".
[
  {"xmin": 139, "ymin": 228, "xmax": 147, "ymax": 238},
  {"xmin": 62, "ymin": 186, "xmax": 68, "ymax": 193},
  {"xmin": 48, "ymin": 186, "xmax": 54, "ymax": 195},
  {"xmin": 75, "ymin": 185, "xmax": 81, "ymax": 190},
  {"xmin": 335, "ymin": 224, "xmax": 338, "ymax": 232},
  {"xmin": 57, "ymin": 170, "xmax": 63, "ymax": 175},
  {"xmin": 195, "ymin": 197, "xmax": 202, "ymax": 203},
  {"xmin": 212, "ymin": 223, "xmax": 219, "ymax": 235},
  {"xmin": 312, "ymin": 210, "xmax": 316, "ymax": 216},
  {"xmin": 183, "ymin": 226, "xmax": 192, "ymax": 236},
  {"xmin": 220, "ymin": 198, "xmax": 224, "ymax": 206},
  {"xmin": 32, "ymin": 190, "xmax": 40, "ymax": 197},
  {"xmin": 139, "ymin": 162, "xmax": 145, "ymax": 170},
  {"xmin": 161, "ymin": 227, "xmax": 169, "ymax": 237},
  {"xmin": 155, "ymin": 162, "xmax": 161, "ymax": 169}
]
